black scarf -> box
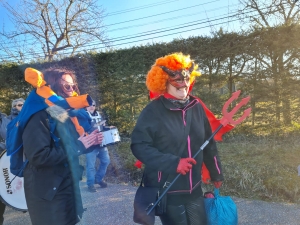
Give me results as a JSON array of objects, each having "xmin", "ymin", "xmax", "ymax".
[{"xmin": 167, "ymin": 96, "xmax": 190, "ymax": 109}]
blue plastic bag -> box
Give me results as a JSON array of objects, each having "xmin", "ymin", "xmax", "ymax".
[{"xmin": 204, "ymin": 188, "xmax": 238, "ymax": 225}]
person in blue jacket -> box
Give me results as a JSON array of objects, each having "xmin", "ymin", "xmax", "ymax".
[
  {"xmin": 77, "ymin": 98, "xmax": 110, "ymax": 192},
  {"xmin": 85, "ymin": 99, "xmax": 110, "ymax": 191}
]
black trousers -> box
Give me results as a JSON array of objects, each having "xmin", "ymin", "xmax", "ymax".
[
  {"xmin": 0, "ymin": 201, "xmax": 6, "ymax": 225},
  {"xmin": 159, "ymin": 196, "xmax": 207, "ymax": 225}
]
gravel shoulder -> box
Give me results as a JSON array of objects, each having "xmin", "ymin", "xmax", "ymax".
[{"xmin": 2, "ymin": 182, "xmax": 300, "ymax": 225}]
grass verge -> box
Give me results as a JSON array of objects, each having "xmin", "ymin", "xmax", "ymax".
[{"xmin": 111, "ymin": 135, "xmax": 300, "ymax": 204}]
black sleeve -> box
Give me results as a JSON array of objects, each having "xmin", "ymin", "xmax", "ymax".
[
  {"xmin": 22, "ymin": 110, "xmax": 68, "ymax": 168},
  {"xmin": 131, "ymin": 106, "xmax": 179, "ymax": 174}
]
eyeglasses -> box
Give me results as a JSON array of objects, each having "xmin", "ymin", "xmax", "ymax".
[
  {"xmin": 61, "ymin": 83, "xmax": 77, "ymax": 92},
  {"xmin": 14, "ymin": 104, "xmax": 23, "ymax": 107},
  {"xmin": 92, "ymin": 105, "xmax": 96, "ymax": 106}
]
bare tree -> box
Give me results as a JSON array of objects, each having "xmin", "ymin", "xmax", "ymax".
[
  {"xmin": 238, "ymin": 0, "xmax": 300, "ymax": 28},
  {"xmin": 238, "ymin": 0, "xmax": 300, "ymax": 125},
  {"xmin": 0, "ymin": 0, "xmax": 109, "ymax": 61}
]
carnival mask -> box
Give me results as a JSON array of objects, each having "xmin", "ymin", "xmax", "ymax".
[{"xmin": 160, "ymin": 63, "xmax": 194, "ymax": 88}]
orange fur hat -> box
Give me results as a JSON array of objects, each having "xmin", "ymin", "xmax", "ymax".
[{"xmin": 146, "ymin": 52, "xmax": 201, "ymax": 94}]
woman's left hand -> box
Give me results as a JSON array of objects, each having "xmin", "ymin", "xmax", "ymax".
[{"xmin": 213, "ymin": 181, "xmax": 223, "ymax": 189}]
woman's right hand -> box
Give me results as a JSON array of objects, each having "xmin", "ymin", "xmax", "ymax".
[
  {"xmin": 176, "ymin": 158, "xmax": 197, "ymax": 175},
  {"xmin": 91, "ymin": 129, "xmax": 104, "ymax": 145}
]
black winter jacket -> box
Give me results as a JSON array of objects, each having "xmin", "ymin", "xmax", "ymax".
[
  {"xmin": 22, "ymin": 110, "xmax": 84, "ymax": 225},
  {"xmin": 131, "ymin": 96, "xmax": 224, "ymax": 195}
]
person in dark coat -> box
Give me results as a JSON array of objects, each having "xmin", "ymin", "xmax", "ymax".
[
  {"xmin": 22, "ymin": 67, "xmax": 103, "ymax": 225},
  {"xmin": 0, "ymin": 99, "xmax": 24, "ymax": 224},
  {"xmin": 131, "ymin": 53, "xmax": 225, "ymax": 225},
  {"xmin": 0, "ymin": 111, "xmax": 8, "ymax": 151},
  {"xmin": 0, "ymin": 111, "xmax": 8, "ymax": 225}
]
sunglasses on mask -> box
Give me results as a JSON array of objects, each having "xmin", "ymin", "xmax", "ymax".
[{"xmin": 14, "ymin": 104, "xmax": 23, "ymax": 107}]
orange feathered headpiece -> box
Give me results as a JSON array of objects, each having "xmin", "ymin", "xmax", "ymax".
[{"xmin": 146, "ymin": 52, "xmax": 201, "ymax": 95}]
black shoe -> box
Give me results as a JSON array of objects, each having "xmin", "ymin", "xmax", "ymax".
[
  {"xmin": 88, "ymin": 185, "xmax": 97, "ymax": 192},
  {"xmin": 95, "ymin": 180, "xmax": 107, "ymax": 188}
]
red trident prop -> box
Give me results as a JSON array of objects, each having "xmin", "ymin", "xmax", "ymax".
[
  {"xmin": 220, "ymin": 90, "xmax": 251, "ymax": 126},
  {"xmin": 147, "ymin": 90, "xmax": 251, "ymax": 215}
]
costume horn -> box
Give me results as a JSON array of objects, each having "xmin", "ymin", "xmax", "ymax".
[
  {"xmin": 189, "ymin": 63, "xmax": 194, "ymax": 72},
  {"xmin": 159, "ymin": 66, "xmax": 176, "ymax": 77}
]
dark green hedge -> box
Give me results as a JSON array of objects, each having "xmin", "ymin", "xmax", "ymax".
[{"xmin": 1, "ymin": 28, "xmax": 300, "ymax": 136}]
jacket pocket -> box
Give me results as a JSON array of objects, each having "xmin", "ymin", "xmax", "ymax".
[{"xmin": 34, "ymin": 169, "xmax": 65, "ymax": 201}]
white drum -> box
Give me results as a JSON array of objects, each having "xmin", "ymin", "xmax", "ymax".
[
  {"xmin": 0, "ymin": 150, "xmax": 27, "ymax": 211},
  {"xmin": 102, "ymin": 127, "xmax": 121, "ymax": 146}
]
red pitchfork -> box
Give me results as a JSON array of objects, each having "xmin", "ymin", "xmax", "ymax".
[{"xmin": 147, "ymin": 90, "xmax": 251, "ymax": 215}]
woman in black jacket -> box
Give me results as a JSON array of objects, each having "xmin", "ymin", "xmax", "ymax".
[
  {"xmin": 22, "ymin": 67, "xmax": 102, "ymax": 225},
  {"xmin": 131, "ymin": 53, "xmax": 224, "ymax": 225}
]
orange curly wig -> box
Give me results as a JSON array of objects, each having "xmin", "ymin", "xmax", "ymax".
[{"xmin": 146, "ymin": 52, "xmax": 201, "ymax": 94}]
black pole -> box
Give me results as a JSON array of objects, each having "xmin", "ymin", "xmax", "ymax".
[{"xmin": 146, "ymin": 124, "xmax": 223, "ymax": 215}]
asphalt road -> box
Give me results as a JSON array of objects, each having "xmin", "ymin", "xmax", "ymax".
[{"xmin": 2, "ymin": 181, "xmax": 300, "ymax": 225}]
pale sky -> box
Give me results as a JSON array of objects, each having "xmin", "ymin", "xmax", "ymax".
[
  {"xmin": 101, "ymin": 0, "xmax": 241, "ymax": 49},
  {"xmin": 0, "ymin": 0, "xmax": 242, "ymax": 61}
]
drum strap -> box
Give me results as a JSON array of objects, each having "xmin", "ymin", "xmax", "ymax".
[{"xmin": 8, "ymin": 158, "xmax": 28, "ymax": 186}]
